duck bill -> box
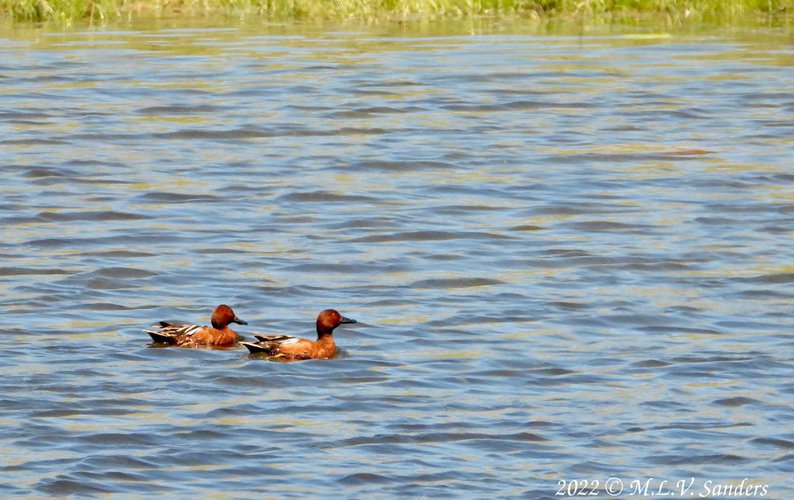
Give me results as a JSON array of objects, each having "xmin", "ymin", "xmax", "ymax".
[
  {"xmin": 233, "ymin": 316, "xmax": 248, "ymax": 325},
  {"xmin": 340, "ymin": 316, "xmax": 357, "ymax": 324}
]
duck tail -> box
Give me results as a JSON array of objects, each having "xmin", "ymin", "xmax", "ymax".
[
  {"xmin": 241, "ymin": 342, "xmax": 273, "ymax": 354},
  {"xmin": 145, "ymin": 329, "xmax": 176, "ymax": 344}
]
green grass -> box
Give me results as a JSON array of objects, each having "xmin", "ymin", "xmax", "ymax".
[{"xmin": 0, "ymin": 0, "xmax": 789, "ymax": 23}]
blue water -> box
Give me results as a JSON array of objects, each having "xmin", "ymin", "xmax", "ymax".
[{"xmin": 1, "ymin": 19, "xmax": 793, "ymax": 498}]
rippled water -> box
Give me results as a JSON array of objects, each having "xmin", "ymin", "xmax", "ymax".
[{"xmin": 1, "ymin": 18, "xmax": 793, "ymax": 498}]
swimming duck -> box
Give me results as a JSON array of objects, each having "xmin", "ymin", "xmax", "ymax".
[
  {"xmin": 242, "ymin": 309, "xmax": 356, "ymax": 360},
  {"xmin": 145, "ymin": 304, "xmax": 247, "ymax": 348}
]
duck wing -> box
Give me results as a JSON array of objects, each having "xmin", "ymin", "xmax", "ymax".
[
  {"xmin": 253, "ymin": 334, "xmax": 294, "ymax": 343},
  {"xmin": 144, "ymin": 321, "xmax": 204, "ymax": 344},
  {"xmin": 242, "ymin": 335, "xmax": 304, "ymax": 355}
]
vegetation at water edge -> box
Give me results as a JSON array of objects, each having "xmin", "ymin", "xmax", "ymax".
[{"xmin": 0, "ymin": 0, "xmax": 789, "ymax": 24}]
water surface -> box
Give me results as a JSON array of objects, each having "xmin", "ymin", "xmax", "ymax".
[{"xmin": 1, "ymin": 18, "xmax": 793, "ymax": 498}]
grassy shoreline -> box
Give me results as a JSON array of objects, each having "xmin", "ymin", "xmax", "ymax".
[{"xmin": 0, "ymin": 0, "xmax": 790, "ymax": 24}]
